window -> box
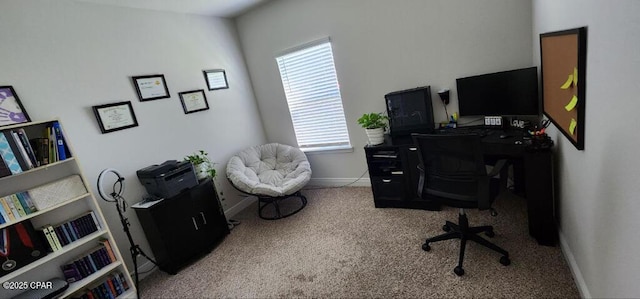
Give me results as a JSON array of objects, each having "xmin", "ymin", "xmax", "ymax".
[{"xmin": 276, "ymin": 38, "xmax": 351, "ymax": 152}]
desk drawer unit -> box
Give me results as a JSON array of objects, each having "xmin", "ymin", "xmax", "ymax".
[
  {"xmin": 371, "ymin": 176, "xmax": 406, "ymax": 200},
  {"xmin": 367, "ymin": 148, "xmax": 404, "ymax": 202},
  {"xmin": 365, "ymin": 142, "xmax": 439, "ymax": 210}
]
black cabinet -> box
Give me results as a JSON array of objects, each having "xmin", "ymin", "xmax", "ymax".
[
  {"xmin": 133, "ymin": 180, "xmax": 229, "ymax": 274},
  {"xmin": 524, "ymin": 150, "xmax": 557, "ymax": 246},
  {"xmin": 365, "ymin": 136, "xmax": 440, "ymax": 210}
]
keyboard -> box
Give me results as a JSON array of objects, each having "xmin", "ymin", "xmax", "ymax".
[{"xmin": 437, "ymin": 126, "xmax": 493, "ymax": 137}]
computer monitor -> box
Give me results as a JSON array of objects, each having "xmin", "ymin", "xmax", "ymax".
[
  {"xmin": 456, "ymin": 67, "xmax": 539, "ymax": 117},
  {"xmin": 385, "ymin": 86, "xmax": 435, "ymax": 136}
]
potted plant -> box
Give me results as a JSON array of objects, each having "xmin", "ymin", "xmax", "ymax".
[
  {"xmin": 357, "ymin": 112, "xmax": 389, "ymax": 145},
  {"xmin": 185, "ymin": 150, "xmax": 216, "ymax": 180}
]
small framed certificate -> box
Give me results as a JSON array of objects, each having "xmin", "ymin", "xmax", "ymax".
[
  {"xmin": 178, "ymin": 89, "xmax": 209, "ymax": 114},
  {"xmin": 132, "ymin": 74, "xmax": 170, "ymax": 101},
  {"xmin": 0, "ymin": 86, "xmax": 31, "ymax": 128},
  {"xmin": 92, "ymin": 101, "xmax": 139, "ymax": 133},
  {"xmin": 203, "ymin": 69, "xmax": 229, "ymax": 90}
]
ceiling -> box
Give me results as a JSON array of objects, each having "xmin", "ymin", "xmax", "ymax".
[{"xmin": 72, "ymin": 0, "xmax": 268, "ymax": 18}]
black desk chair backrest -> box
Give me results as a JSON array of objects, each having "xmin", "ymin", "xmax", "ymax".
[
  {"xmin": 411, "ymin": 133, "xmax": 510, "ymax": 276},
  {"xmin": 412, "ymin": 133, "xmax": 500, "ymax": 210}
]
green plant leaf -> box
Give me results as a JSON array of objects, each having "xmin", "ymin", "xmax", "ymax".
[{"xmin": 357, "ymin": 112, "xmax": 388, "ymax": 129}]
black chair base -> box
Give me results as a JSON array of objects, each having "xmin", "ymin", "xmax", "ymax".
[
  {"xmin": 422, "ymin": 210, "xmax": 510, "ymax": 276},
  {"xmin": 258, "ymin": 191, "xmax": 307, "ymax": 220}
]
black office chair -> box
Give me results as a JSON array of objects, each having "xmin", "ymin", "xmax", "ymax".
[{"xmin": 412, "ymin": 133, "xmax": 511, "ymax": 276}]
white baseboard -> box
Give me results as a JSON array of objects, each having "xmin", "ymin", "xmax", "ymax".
[
  {"xmin": 558, "ymin": 228, "xmax": 591, "ymax": 298},
  {"xmin": 224, "ymin": 195, "xmax": 258, "ymax": 219},
  {"xmin": 307, "ymin": 177, "xmax": 371, "ymax": 187}
]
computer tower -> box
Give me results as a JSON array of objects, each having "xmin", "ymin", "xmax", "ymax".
[{"xmin": 385, "ymin": 86, "xmax": 435, "ymax": 136}]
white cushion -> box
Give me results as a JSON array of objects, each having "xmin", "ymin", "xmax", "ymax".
[{"xmin": 226, "ymin": 143, "xmax": 311, "ymax": 197}]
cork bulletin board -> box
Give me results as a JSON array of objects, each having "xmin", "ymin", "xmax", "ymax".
[{"xmin": 540, "ymin": 27, "xmax": 587, "ymax": 150}]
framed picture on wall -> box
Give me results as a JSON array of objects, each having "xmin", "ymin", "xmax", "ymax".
[
  {"xmin": 132, "ymin": 74, "xmax": 170, "ymax": 101},
  {"xmin": 0, "ymin": 86, "xmax": 31, "ymax": 128},
  {"xmin": 92, "ymin": 101, "xmax": 139, "ymax": 133},
  {"xmin": 179, "ymin": 89, "xmax": 209, "ymax": 114},
  {"xmin": 203, "ymin": 69, "xmax": 229, "ymax": 90}
]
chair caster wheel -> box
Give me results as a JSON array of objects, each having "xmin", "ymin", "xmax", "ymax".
[
  {"xmin": 500, "ymin": 256, "xmax": 511, "ymax": 266},
  {"xmin": 454, "ymin": 266, "xmax": 465, "ymax": 276},
  {"xmin": 422, "ymin": 243, "xmax": 431, "ymax": 251},
  {"xmin": 485, "ymin": 230, "xmax": 495, "ymax": 238},
  {"xmin": 442, "ymin": 225, "xmax": 451, "ymax": 232}
]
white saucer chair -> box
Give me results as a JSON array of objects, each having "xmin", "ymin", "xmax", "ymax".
[{"xmin": 226, "ymin": 143, "xmax": 312, "ymax": 220}]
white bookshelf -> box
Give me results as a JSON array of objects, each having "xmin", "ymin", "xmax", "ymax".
[{"xmin": 0, "ymin": 119, "xmax": 136, "ymax": 298}]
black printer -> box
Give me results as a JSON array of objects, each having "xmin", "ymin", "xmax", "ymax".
[{"xmin": 136, "ymin": 160, "xmax": 198, "ymax": 199}]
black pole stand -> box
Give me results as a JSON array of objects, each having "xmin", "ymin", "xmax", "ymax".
[{"xmin": 113, "ymin": 196, "xmax": 159, "ymax": 299}]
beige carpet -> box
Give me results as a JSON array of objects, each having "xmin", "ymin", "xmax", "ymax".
[{"xmin": 139, "ymin": 187, "xmax": 580, "ymax": 298}]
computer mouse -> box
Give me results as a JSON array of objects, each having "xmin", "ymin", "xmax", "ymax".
[{"xmin": 499, "ymin": 134, "xmax": 510, "ymax": 139}]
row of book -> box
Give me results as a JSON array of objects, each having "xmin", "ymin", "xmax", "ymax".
[
  {"xmin": 0, "ymin": 191, "xmax": 38, "ymax": 224},
  {"xmin": 0, "ymin": 121, "xmax": 70, "ymax": 178},
  {"xmin": 39, "ymin": 211, "xmax": 101, "ymax": 251},
  {"xmin": 71, "ymin": 271, "xmax": 130, "ymax": 299},
  {"xmin": 61, "ymin": 239, "xmax": 117, "ymax": 283}
]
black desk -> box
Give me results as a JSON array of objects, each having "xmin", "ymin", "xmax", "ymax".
[{"xmin": 364, "ymin": 128, "xmax": 557, "ymax": 246}]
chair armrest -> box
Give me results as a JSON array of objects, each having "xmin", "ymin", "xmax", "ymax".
[
  {"xmin": 487, "ymin": 159, "xmax": 508, "ymax": 177},
  {"xmin": 416, "ymin": 164, "xmax": 425, "ymax": 198}
]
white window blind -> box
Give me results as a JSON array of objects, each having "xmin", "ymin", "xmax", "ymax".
[{"xmin": 276, "ymin": 39, "xmax": 351, "ymax": 151}]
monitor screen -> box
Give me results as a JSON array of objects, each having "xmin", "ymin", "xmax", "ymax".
[
  {"xmin": 456, "ymin": 67, "xmax": 539, "ymax": 116},
  {"xmin": 385, "ymin": 86, "xmax": 435, "ymax": 136}
]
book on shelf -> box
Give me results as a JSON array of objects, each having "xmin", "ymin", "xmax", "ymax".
[
  {"xmin": 98, "ymin": 239, "xmax": 117, "ymax": 263},
  {"xmin": 16, "ymin": 129, "xmax": 39, "ymax": 167},
  {"xmin": 0, "ymin": 196, "xmax": 17, "ymax": 221},
  {"xmin": 29, "ymin": 137, "xmax": 50, "ymax": 166},
  {"xmin": 60, "ymin": 222, "xmax": 73, "ymax": 244},
  {"xmin": 62, "ymin": 263, "xmax": 83, "ymax": 283},
  {"xmin": 15, "ymin": 192, "xmax": 35, "ymax": 214},
  {"xmin": 61, "ymin": 244, "xmax": 114, "ymax": 283},
  {"xmin": 9, "ymin": 131, "xmax": 33, "ymax": 169},
  {"xmin": 0, "ymin": 131, "xmax": 27, "ymax": 172},
  {"xmin": 38, "ymin": 224, "xmax": 64, "ymax": 252},
  {"xmin": 71, "ymin": 271, "xmax": 130, "ymax": 299},
  {"xmin": 54, "ymin": 225, "xmax": 69, "ymax": 246},
  {"xmin": 47, "ymin": 226, "xmax": 63, "ymax": 250},
  {"xmin": 0, "ymin": 155, "xmax": 11, "ymax": 178},
  {"xmin": 0, "ymin": 198, "xmax": 9, "ymax": 223},
  {"xmin": 0, "ymin": 198, "xmax": 12, "ymax": 222},
  {"xmin": 5, "ymin": 196, "xmax": 21, "ymax": 219},
  {"xmin": 40, "ymin": 225, "xmax": 59, "ymax": 252},
  {"xmin": 47, "ymin": 211, "xmax": 101, "ymax": 248},
  {"xmin": 46, "ymin": 125, "xmax": 58, "ymax": 163},
  {"xmin": 105, "ymin": 277, "xmax": 117, "ymax": 297},
  {"xmin": 52, "ymin": 121, "xmax": 69, "ymax": 160},
  {"xmin": 0, "ymin": 192, "xmax": 38, "ymax": 224},
  {"xmin": 9, "ymin": 194, "xmax": 27, "ymax": 217}
]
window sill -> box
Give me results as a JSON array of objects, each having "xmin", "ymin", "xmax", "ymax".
[{"xmin": 301, "ymin": 145, "xmax": 354, "ymax": 155}]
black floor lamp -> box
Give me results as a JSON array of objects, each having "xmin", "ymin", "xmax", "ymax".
[{"xmin": 97, "ymin": 168, "xmax": 158, "ymax": 298}]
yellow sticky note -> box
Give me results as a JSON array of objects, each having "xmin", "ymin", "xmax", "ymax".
[
  {"xmin": 561, "ymin": 74, "xmax": 573, "ymax": 89},
  {"xmin": 573, "ymin": 67, "xmax": 578, "ymax": 86},
  {"xmin": 565, "ymin": 95, "xmax": 578, "ymax": 111},
  {"xmin": 569, "ymin": 118, "xmax": 577, "ymax": 135}
]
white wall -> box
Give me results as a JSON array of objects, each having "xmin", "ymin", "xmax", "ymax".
[
  {"xmin": 0, "ymin": 0, "xmax": 266, "ymax": 271},
  {"xmin": 236, "ymin": 0, "xmax": 534, "ymax": 181},
  {"xmin": 533, "ymin": 1, "xmax": 640, "ymax": 298}
]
